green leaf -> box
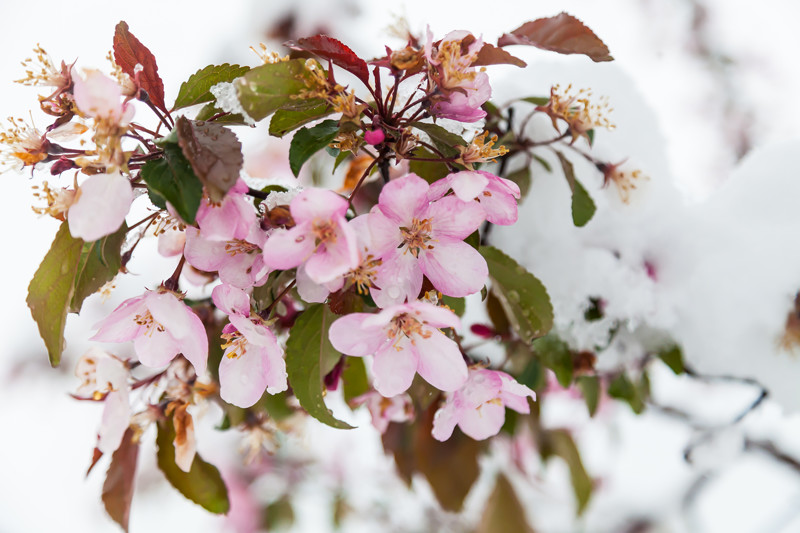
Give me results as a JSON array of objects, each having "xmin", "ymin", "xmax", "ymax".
[
  {"xmin": 465, "ymin": 229, "xmax": 480, "ymax": 250},
  {"xmin": 506, "ymin": 166, "xmax": 531, "ymax": 198},
  {"xmin": 102, "ymin": 428, "xmax": 139, "ymax": 533},
  {"xmin": 289, "ymin": 120, "xmax": 340, "ymax": 177},
  {"xmin": 285, "ymin": 304, "xmax": 354, "ymax": 429},
  {"xmin": 332, "ymin": 150, "xmax": 350, "ymax": 173},
  {"xmin": 173, "ymin": 63, "xmax": 250, "ymax": 110},
  {"xmin": 69, "ymin": 223, "xmax": 127, "ymax": 313},
  {"xmin": 236, "ymin": 59, "xmax": 325, "ymax": 121},
  {"xmin": 342, "ymin": 357, "xmax": 369, "ymax": 404},
  {"xmin": 194, "ymin": 103, "xmax": 249, "ymax": 125},
  {"xmin": 517, "ymin": 347, "xmax": 546, "ymax": 390},
  {"xmin": 658, "ymin": 345, "xmax": 684, "ymax": 375},
  {"xmin": 555, "ymin": 151, "xmax": 596, "ymax": 227},
  {"xmin": 480, "ymin": 246, "xmax": 553, "ymax": 343},
  {"xmin": 477, "ymin": 474, "xmax": 534, "ymax": 533},
  {"xmin": 27, "ymin": 222, "xmax": 89, "ymax": 366},
  {"xmin": 411, "ymin": 121, "xmax": 466, "ymax": 158},
  {"xmin": 260, "ymin": 391, "xmax": 294, "ymax": 422},
  {"xmin": 156, "ymin": 418, "xmax": 230, "ymax": 514},
  {"xmin": 533, "ymin": 335, "xmax": 573, "ymax": 387},
  {"xmin": 608, "ymin": 373, "xmax": 645, "ymax": 414},
  {"xmin": 141, "ymin": 143, "xmax": 204, "ymax": 224},
  {"xmin": 543, "ymin": 429, "xmax": 593, "ymax": 515},
  {"xmin": 521, "ymin": 96, "xmax": 551, "ymax": 106},
  {"xmin": 586, "ymin": 129, "xmax": 595, "ymax": 146},
  {"xmin": 408, "ymin": 148, "xmax": 450, "ymax": 183},
  {"xmin": 441, "ymin": 295, "xmax": 465, "ymax": 317},
  {"xmin": 269, "ymin": 101, "xmax": 332, "ymax": 137},
  {"xmin": 532, "ymin": 153, "xmax": 552, "ymax": 172},
  {"xmin": 576, "ymin": 375, "xmax": 600, "ymax": 416}
]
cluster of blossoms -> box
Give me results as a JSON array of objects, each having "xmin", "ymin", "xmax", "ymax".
[{"xmin": 12, "ymin": 16, "xmax": 648, "ymax": 529}]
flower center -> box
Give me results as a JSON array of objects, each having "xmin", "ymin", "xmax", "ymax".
[
  {"xmin": 313, "ymin": 220, "xmax": 337, "ymax": 246},
  {"xmin": 399, "ymin": 217, "xmax": 434, "ymax": 257},
  {"xmin": 224, "ymin": 239, "xmax": 259, "ymax": 256},
  {"xmin": 220, "ymin": 331, "xmax": 247, "ymax": 359},
  {"xmin": 387, "ymin": 312, "xmax": 432, "ymax": 348},
  {"xmin": 348, "ymin": 254, "xmax": 382, "ymax": 294},
  {"xmin": 134, "ymin": 310, "xmax": 166, "ymax": 336}
]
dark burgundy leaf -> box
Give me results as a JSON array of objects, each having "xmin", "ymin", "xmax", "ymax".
[
  {"xmin": 86, "ymin": 446, "xmax": 103, "ymax": 477},
  {"xmin": 113, "ymin": 21, "xmax": 167, "ymax": 112},
  {"xmin": 472, "ymin": 43, "xmax": 527, "ymax": 68},
  {"xmin": 498, "ymin": 12, "xmax": 613, "ymax": 63},
  {"xmin": 286, "ymin": 35, "xmax": 370, "ymax": 84},
  {"xmin": 175, "ymin": 116, "xmax": 243, "ymax": 203},
  {"xmin": 102, "ymin": 428, "xmax": 139, "ymax": 532}
]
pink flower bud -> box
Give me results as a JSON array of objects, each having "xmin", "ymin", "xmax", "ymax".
[{"xmin": 364, "ymin": 128, "xmax": 385, "ymax": 146}]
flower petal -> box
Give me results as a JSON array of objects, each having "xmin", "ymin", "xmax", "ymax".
[
  {"xmin": 371, "ymin": 249, "xmax": 423, "ymax": 307},
  {"xmin": 68, "ymin": 172, "xmax": 133, "ymax": 242},
  {"xmin": 304, "ymin": 218, "xmax": 359, "ymax": 283},
  {"xmin": 328, "ymin": 313, "xmax": 388, "ymax": 356},
  {"xmin": 212, "ymin": 284, "xmax": 251, "ymax": 316},
  {"xmin": 431, "ymin": 399, "xmax": 460, "ymax": 442},
  {"xmin": 219, "ymin": 343, "xmax": 286, "ymax": 408},
  {"xmin": 420, "ymin": 241, "xmax": 488, "ymax": 297},
  {"xmin": 91, "ymin": 296, "xmax": 147, "ymax": 342},
  {"xmin": 414, "ymin": 328, "xmax": 468, "ymax": 392},
  {"xmin": 98, "ymin": 390, "xmax": 130, "ymax": 454},
  {"xmin": 457, "ymin": 401, "xmax": 505, "ymax": 440},
  {"xmin": 372, "ymin": 338, "xmax": 419, "ymax": 396},
  {"xmin": 133, "ymin": 328, "xmax": 181, "ymax": 368},
  {"xmin": 377, "ymin": 174, "xmax": 429, "ymax": 224},
  {"xmin": 449, "ymin": 170, "xmax": 489, "ymax": 201},
  {"xmin": 426, "ymin": 195, "xmax": 485, "ymax": 241},
  {"xmin": 262, "ymin": 223, "xmax": 315, "ymax": 270},
  {"xmin": 290, "ymin": 188, "xmax": 349, "ymax": 223}
]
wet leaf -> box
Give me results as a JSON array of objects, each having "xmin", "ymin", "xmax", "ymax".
[
  {"xmin": 289, "ymin": 120, "xmax": 340, "ymax": 177},
  {"xmin": 27, "ymin": 223, "xmax": 90, "ymax": 366},
  {"xmin": 286, "ymin": 35, "xmax": 370, "ymax": 84},
  {"xmin": 269, "ymin": 101, "xmax": 332, "ymax": 137},
  {"xmin": 69, "ymin": 223, "xmax": 127, "ymax": 313},
  {"xmin": 477, "ymin": 474, "xmax": 535, "ymax": 533},
  {"xmin": 498, "ymin": 13, "xmax": 613, "ymax": 63},
  {"xmin": 556, "ymin": 151, "xmax": 595, "ymax": 227},
  {"xmin": 236, "ymin": 59, "xmax": 326, "ymax": 121},
  {"xmin": 102, "ymin": 428, "xmax": 139, "ymax": 533},
  {"xmin": 175, "ymin": 116, "xmax": 243, "ymax": 203},
  {"xmin": 173, "ymin": 63, "xmax": 250, "ymax": 110},
  {"xmin": 141, "ymin": 143, "xmax": 204, "ymax": 224},
  {"xmin": 285, "ymin": 304, "xmax": 354, "ymax": 429},
  {"xmin": 156, "ymin": 418, "xmax": 229, "ymax": 514},
  {"xmin": 113, "ymin": 21, "xmax": 167, "ymax": 112},
  {"xmin": 194, "ymin": 103, "xmax": 248, "ymax": 125},
  {"xmin": 480, "ymin": 246, "xmax": 553, "ymax": 343},
  {"xmin": 472, "ymin": 43, "xmax": 527, "ymax": 68},
  {"xmin": 408, "ymin": 148, "xmax": 451, "ymax": 183}
]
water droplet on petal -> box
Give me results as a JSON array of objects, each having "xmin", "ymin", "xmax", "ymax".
[{"xmin": 387, "ymin": 286, "xmax": 401, "ymax": 299}]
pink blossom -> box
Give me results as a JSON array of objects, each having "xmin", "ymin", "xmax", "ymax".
[
  {"xmin": 428, "ymin": 170, "xmax": 521, "ymax": 225},
  {"xmin": 353, "ymin": 391, "xmax": 414, "ymax": 433},
  {"xmin": 91, "ymin": 289, "xmax": 208, "ymax": 375},
  {"xmin": 424, "ymin": 29, "xmax": 491, "ymax": 123},
  {"xmin": 75, "ymin": 347, "xmax": 131, "ymax": 454},
  {"xmin": 328, "ymin": 300, "xmax": 468, "ymax": 397},
  {"xmin": 212, "ymin": 284, "xmax": 287, "ymax": 408},
  {"xmin": 262, "ymin": 188, "xmax": 359, "ymax": 284},
  {"xmin": 432, "ymin": 368, "xmax": 535, "ymax": 441},
  {"xmin": 184, "ymin": 221, "xmax": 270, "ymax": 289},
  {"xmin": 72, "ymin": 69, "xmax": 134, "ymax": 125},
  {"xmin": 67, "ymin": 170, "xmax": 133, "ymax": 241},
  {"xmin": 195, "ymin": 179, "xmax": 256, "ymax": 242},
  {"xmin": 367, "ymin": 174, "xmax": 487, "ymax": 306}
]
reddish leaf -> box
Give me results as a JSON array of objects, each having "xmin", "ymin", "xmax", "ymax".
[
  {"xmin": 286, "ymin": 35, "xmax": 370, "ymax": 84},
  {"xmin": 381, "ymin": 402, "xmax": 483, "ymax": 511},
  {"xmin": 498, "ymin": 13, "xmax": 613, "ymax": 63},
  {"xmin": 86, "ymin": 446, "xmax": 104, "ymax": 478},
  {"xmin": 175, "ymin": 116, "xmax": 243, "ymax": 203},
  {"xmin": 102, "ymin": 428, "xmax": 139, "ymax": 532},
  {"xmin": 113, "ymin": 21, "xmax": 167, "ymax": 112},
  {"xmin": 472, "ymin": 43, "xmax": 527, "ymax": 68}
]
